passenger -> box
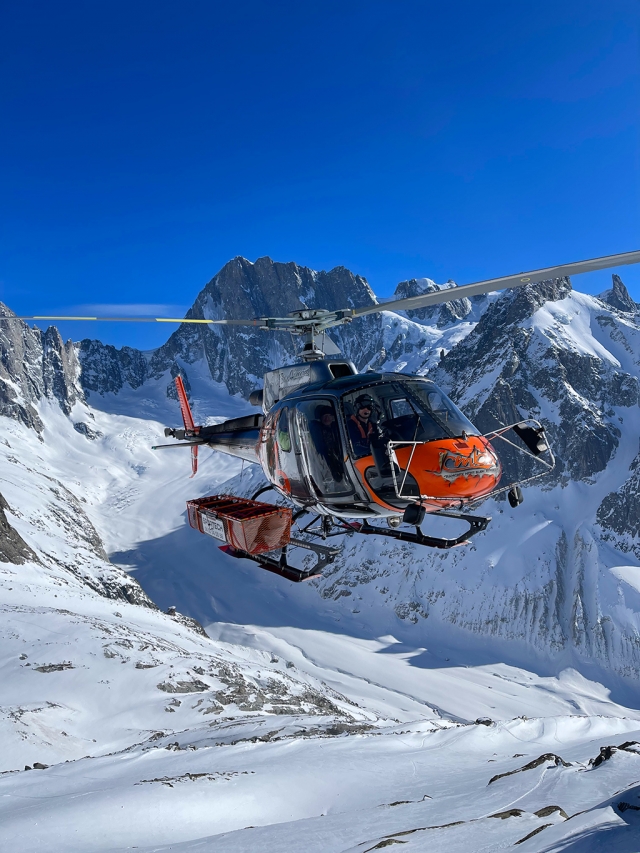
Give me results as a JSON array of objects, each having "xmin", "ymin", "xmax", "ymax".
[
  {"xmin": 348, "ymin": 395, "xmax": 375, "ymax": 457},
  {"xmin": 312, "ymin": 405, "xmax": 344, "ymax": 482}
]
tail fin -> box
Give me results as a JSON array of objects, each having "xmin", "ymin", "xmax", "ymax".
[
  {"xmin": 175, "ymin": 376, "xmax": 199, "ymax": 478},
  {"xmin": 175, "ymin": 375, "xmax": 196, "ymax": 432}
]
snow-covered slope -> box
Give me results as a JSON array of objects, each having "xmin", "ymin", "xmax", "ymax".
[{"xmin": 2, "ymin": 259, "xmax": 640, "ymax": 851}]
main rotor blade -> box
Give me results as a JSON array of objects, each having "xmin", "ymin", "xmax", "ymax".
[
  {"xmin": 351, "ymin": 250, "xmax": 640, "ymax": 318},
  {"xmin": 4, "ymin": 315, "xmax": 265, "ymax": 325}
]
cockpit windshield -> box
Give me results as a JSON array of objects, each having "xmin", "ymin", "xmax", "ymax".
[
  {"xmin": 401, "ymin": 379, "xmax": 479, "ymax": 439},
  {"xmin": 342, "ymin": 379, "xmax": 478, "ymax": 458}
]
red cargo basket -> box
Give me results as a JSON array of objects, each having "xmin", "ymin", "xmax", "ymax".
[{"xmin": 186, "ymin": 494, "xmax": 292, "ymax": 556}]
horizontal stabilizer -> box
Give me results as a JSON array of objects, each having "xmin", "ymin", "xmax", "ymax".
[{"xmin": 152, "ymin": 441, "xmax": 206, "ymax": 450}]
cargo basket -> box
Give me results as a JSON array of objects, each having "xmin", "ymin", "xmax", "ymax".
[{"xmin": 186, "ymin": 494, "xmax": 292, "ymax": 556}]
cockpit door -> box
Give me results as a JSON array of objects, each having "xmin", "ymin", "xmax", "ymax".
[
  {"xmin": 274, "ymin": 407, "xmax": 308, "ymax": 500},
  {"xmin": 294, "ymin": 399, "xmax": 352, "ymax": 498}
]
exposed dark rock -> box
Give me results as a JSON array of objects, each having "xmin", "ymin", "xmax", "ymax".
[
  {"xmin": 98, "ymin": 574, "xmax": 157, "ymax": 608},
  {"xmin": 597, "ymin": 452, "xmax": 640, "ymax": 555},
  {"xmin": 73, "ymin": 422, "xmax": 103, "ymax": 440},
  {"xmin": 34, "ymin": 662, "xmax": 74, "ymax": 672},
  {"xmin": 600, "ymin": 274, "xmax": 637, "ymax": 313},
  {"xmin": 488, "ymin": 753, "xmax": 570, "ymax": 784},
  {"xmin": 515, "ymin": 824, "xmax": 553, "ymax": 845},
  {"xmin": 534, "ymin": 805, "xmax": 569, "ymax": 819},
  {"xmin": 165, "ymin": 607, "xmax": 208, "ymax": 637},
  {"xmin": 433, "ymin": 277, "xmax": 628, "ymax": 485},
  {"xmin": 0, "ymin": 492, "xmax": 37, "ymax": 564},
  {"xmin": 157, "ymin": 679, "xmax": 211, "ymax": 694},
  {"xmin": 47, "ymin": 483, "xmax": 108, "ymax": 561},
  {"xmin": 77, "ymin": 339, "xmax": 148, "ymax": 395},
  {"xmin": 73, "ymin": 258, "xmax": 381, "ymax": 399},
  {"xmin": 590, "ymin": 741, "xmax": 640, "ymax": 767},
  {"xmin": 147, "ymin": 257, "xmax": 381, "ymax": 398},
  {"xmin": 392, "ymin": 278, "xmax": 474, "ymax": 326}
]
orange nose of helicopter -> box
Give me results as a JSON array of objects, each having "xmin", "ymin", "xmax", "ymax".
[{"xmin": 393, "ymin": 435, "xmax": 501, "ymax": 510}]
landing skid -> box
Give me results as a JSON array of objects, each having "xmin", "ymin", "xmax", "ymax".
[
  {"xmin": 356, "ymin": 510, "xmax": 491, "ymax": 549},
  {"xmin": 219, "ymin": 536, "xmax": 340, "ymax": 583}
]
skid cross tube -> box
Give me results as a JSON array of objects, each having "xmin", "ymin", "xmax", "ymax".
[
  {"xmin": 220, "ymin": 535, "xmax": 339, "ymax": 582},
  {"xmin": 359, "ymin": 510, "xmax": 490, "ymax": 549}
]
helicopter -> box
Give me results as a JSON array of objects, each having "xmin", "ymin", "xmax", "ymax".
[{"xmin": 10, "ymin": 249, "xmax": 640, "ymax": 582}]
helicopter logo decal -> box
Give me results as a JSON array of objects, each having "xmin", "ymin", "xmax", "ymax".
[{"xmin": 438, "ymin": 445, "xmax": 500, "ymax": 482}]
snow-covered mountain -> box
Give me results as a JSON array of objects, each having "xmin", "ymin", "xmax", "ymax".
[
  {"xmin": 72, "ymin": 256, "xmax": 640, "ymax": 680},
  {"xmin": 2, "ymin": 256, "xmax": 640, "ymax": 851}
]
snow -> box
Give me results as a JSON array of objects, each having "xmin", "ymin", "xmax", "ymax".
[
  {"xmin": 529, "ymin": 293, "xmax": 622, "ymax": 365},
  {"xmin": 610, "ymin": 566, "xmax": 640, "ymax": 595},
  {"xmin": 2, "ymin": 286, "xmax": 640, "ymax": 851}
]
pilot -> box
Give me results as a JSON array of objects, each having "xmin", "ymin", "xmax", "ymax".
[
  {"xmin": 313, "ymin": 405, "xmax": 344, "ymax": 483},
  {"xmin": 348, "ymin": 394, "xmax": 375, "ymax": 457}
]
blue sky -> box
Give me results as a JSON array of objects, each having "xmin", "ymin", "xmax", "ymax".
[{"xmin": 1, "ymin": 1, "xmax": 638, "ymax": 349}]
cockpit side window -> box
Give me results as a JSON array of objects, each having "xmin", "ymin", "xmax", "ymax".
[
  {"xmin": 343, "ymin": 383, "xmax": 445, "ymax": 450},
  {"xmin": 277, "ymin": 408, "xmax": 291, "ymax": 452},
  {"xmin": 295, "ymin": 399, "xmax": 351, "ymax": 497}
]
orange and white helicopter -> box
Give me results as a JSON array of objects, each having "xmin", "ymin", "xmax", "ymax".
[{"xmin": 13, "ymin": 250, "xmax": 640, "ymax": 581}]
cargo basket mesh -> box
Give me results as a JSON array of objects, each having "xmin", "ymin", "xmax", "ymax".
[{"xmin": 186, "ymin": 494, "xmax": 292, "ymax": 555}]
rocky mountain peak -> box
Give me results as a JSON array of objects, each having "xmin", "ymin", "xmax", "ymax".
[
  {"xmin": 599, "ymin": 274, "xmax": 637, "ymax": 313},
  {"xmin": 5, "ymin": 258, "xmax": 640, "ymax": 685},
  {"xmin": 393, "ymin": 277, "xmax": 474, "ymax": 327},
  {"xmin": 431, "ymin": 276, "xmax": 628, "ymax": 486},
  {"xmin": 144, "ymin": 256, "xmax": 382, "ymax": 398},
  {"xmin": 194, "ymin": 255, "xmax": 377, "ymax": 319}
]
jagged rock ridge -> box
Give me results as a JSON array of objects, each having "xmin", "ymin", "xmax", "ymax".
[
  {"xmin": 78, "ymin": 257, "xmax": 385, "ymax": 399},
  {"xmin": 0, "ymin": 304, "xmax": 83, "ymax": 432}
]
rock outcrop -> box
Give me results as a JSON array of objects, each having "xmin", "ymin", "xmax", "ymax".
[{"xmin": 0, "ymin": 304, "xmax": 83, "ymax": 431}]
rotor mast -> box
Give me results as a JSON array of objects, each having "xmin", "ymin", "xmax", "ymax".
[{"xmin": 285, "ymin": 309, "xmax": 350, "ymax": 361}]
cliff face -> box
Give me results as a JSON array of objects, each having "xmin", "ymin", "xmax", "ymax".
[
  {"xmin": 0, "ymin": 304, "xmax": 83, "ymax": 432},
  {"xmin": 77, "ymin": 257, "xmax": 384, "ymax": 399}
]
